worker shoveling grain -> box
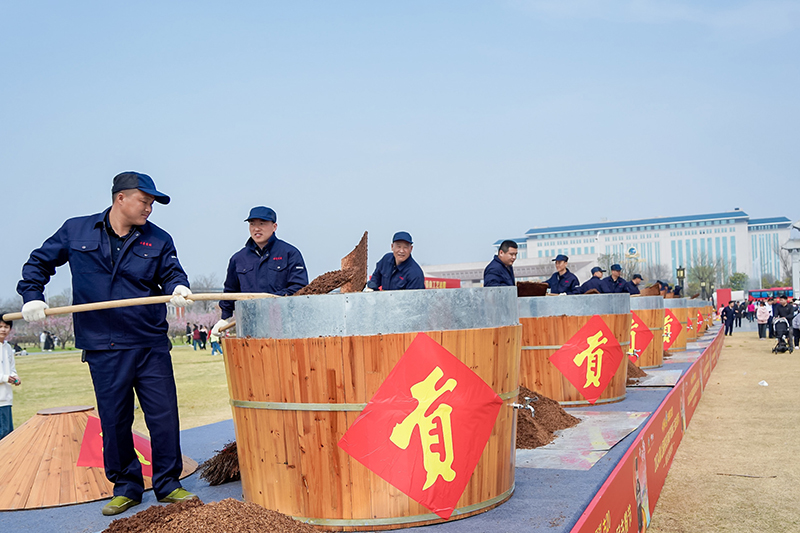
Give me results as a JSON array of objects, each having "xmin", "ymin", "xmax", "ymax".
[
  {"xmin": 103, "ymin": 498, "xmax": 319, "ymax": 533},
  {"xmin": 294, "ymin": 231, "xmax": 368, "ymax": 296},
  {"xmin": 515, "ymin": 386, "xmax": 580, "ymax": 449}
]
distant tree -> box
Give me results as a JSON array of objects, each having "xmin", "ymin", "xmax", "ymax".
[
  {"xmin": 189, "ymin": 273, "xmax": 223, "ymax": 312},
  {"xmin": 687, "ymin": 252, "xmax": 722, "ymax": 293},
  {"xmin": 726, "ymin": 272, "xmax": 748, "ymax": 291},
  {"xmin": 761, "ymin": 274, "xmax": 777, "ymax": 288}
]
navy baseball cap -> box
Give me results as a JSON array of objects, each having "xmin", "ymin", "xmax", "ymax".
[
  {"xmin": 610, "ymin": 263, "xmax": 622, "ymax": 271},
  {"xmin": 392, "ymin": 231, "xmax": 413, "ymax": 244},
  {"xmin": 245, "ymin": 206, "xmax": 277, "ymax": 222},
  {"xmin": 591, "ymin": 267, "xmax": 606, "ymax": 274},
  {"xmin": 552, "ymin": 254, "xmax": 569, "ymax": 262},
  {"xmin": 632, "ymin": 274, "xmax": 643, "ymax": 280},
  {"xmin": 112, "ymin": 172, "xmax": 170, "ymax": 204}
]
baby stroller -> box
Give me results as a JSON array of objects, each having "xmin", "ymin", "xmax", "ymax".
[{"xmin": 772, "ymin": 317, "xmax": 793, "ymax": 354}]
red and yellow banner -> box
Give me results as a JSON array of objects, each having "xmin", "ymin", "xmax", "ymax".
[
  {"xmin": 76, "ymin": 416, "xmax": 154, "ymax": 477},
  {"xmin": 662, "ymin": 309, "xmax": 682, "ymax": 351},
  {"xmin": 549, "ymin": 315, "xmax": 624, "ymax": 405},
  {"xmin": 424, "ymin": 277, "xmax": 462, "ymax": 289},
  {"xmin": 338, "ymin": 333, "xmax": 502, "ymax": 519},
  {"xmin": 629, "ymin": 311, "xmax": 654, "ymax": 364}
]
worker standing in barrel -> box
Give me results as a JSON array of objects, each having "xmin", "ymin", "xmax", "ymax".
[
  {"xmin": 212, "ymin": 207, "xmax": 308, "ymax": 335},
  {"xmin": 578, "ymin": 267, "xmax": 607, "ymax": 294},
  {"xmin": 16, "ymin": 172, "xmax": 196, "ymax": 516},
  {"xmin": 365, "ymin": 232, "xmax": 425, "ymax": 291},
  {"xmin": 483, "ymin": 240, "xmax": 517, "ymax": 287},
  {"xmin": 625, "ymin": 274, "xmax": 643, "ymax": 295},
  {"xmin": 545, "ymin": 254, "xmax": 580, "ymax": 294},
  {"xmin": 602, "ymin": 264, "xmax": 627, "ymax": 293}
]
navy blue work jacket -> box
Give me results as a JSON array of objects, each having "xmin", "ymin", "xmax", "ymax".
[
  {"xmin": 602, "ymin": 275, "xmax": 627, "ymax": 294},
  {"xmin": 546, "ymin": 269, "xmax": 580, "ymax": 294},
  {"xmin": 367, "ymin": 253, "xmax": 425, "ymax": 291},
  {"xmin": 17, "ymin": 209, "xmax": 189, "ymax": 350},
  {"xmin": 721, "ymin": 306, "xmax": 735, "ymax": 324},
  {"xmin": 483, "ymin": 256, "xmax": 515, "ymax": 287},
  {"xmin": 578, "ymin": 275, "xmax": 606, "ymax": 294},
  {"xmin": 220, "ymin": 234, "xmax": 308, "ymax": 319},
  {"xmin": 624, "ymin": 280, "xmax": 640, "ymax": 295}
]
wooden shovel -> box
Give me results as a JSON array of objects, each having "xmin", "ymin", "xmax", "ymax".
[{"xmin": 2, "ymin": 293, "xmax": 277, "ymax": 322}]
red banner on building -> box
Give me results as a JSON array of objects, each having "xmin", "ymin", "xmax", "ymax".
[
  {"xmin": 424, "ymin": 277, "xmax": 461, "ymax": 289},
  {"xmin": 76, "ymin": 416, "xmax": 154, "ymax": 478},
  {"xmin": 629, "ymin": 311, "xmax": 654, "ymax": 364},
  {"xmin": 338, "ymin": 333, "xmax": 502, "ymax": 519},
  {"xmin": 549, "ymin": 315, "xmax": 624, "ymax": 405}
]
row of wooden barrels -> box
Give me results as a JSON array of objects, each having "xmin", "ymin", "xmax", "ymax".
[{"xmin": 220, "ymin": 288, "xmax": 714, "ymax": 531}]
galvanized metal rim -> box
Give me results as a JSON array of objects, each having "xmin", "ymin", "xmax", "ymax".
[
  {"xmin": 521, "ymin": 341, "xmax": 630, "ymax": 351},
  {"xmin": 231, "ymin": 388, "xmax": 520, "ymax": 412},
  {"xmin": 293, "ymin": 483, "xmax": 515, "ymax": 527}
]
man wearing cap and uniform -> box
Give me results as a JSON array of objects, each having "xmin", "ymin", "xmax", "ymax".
[
  {"xmin": 602, "ymin": 264, "xmax": 627, "ymax": 294},
  {"xmin": 483, "ymin": 240, "xmax": 517, "ymax": 287},
  {"xmin": 366, "ymin": 232, "xmax": 425, "ymax": 291},
  {"xmin": 578, "ymin": 267, "xmax": 607, "ymax": 294},
  {"xmin": 16, "ymin": 171, "xmax": 196, "ymax": 516},
  {"xmin": 545, "ymin": 254, "xmax": 581, "ymax": 295},
  {"xmin": 625, "ymin": 274, "xmax": 643, "ymax": 295},
  {"xmin": 213, "ymin": 207, "xmax": 308, "ymax": 335}
]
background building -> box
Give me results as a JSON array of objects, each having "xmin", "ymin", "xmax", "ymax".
[{"xmin": 423, "ymin": 209, "xmax": 795, "ymax": 289}]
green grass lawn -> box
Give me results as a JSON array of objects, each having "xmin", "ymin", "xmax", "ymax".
[{"xmin": 11, "ymin": 345, "xmax": 232, "ymax": 436}]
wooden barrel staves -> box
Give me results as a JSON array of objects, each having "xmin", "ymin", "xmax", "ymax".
[
  {"xmin": 222, "ymin": 287, "xmax": 521, "ymax": 531},
  {"xmin": 664, "ymin": 298, "xmax": 689, "ymax": 352},
  {"xmin": 517, "ymin": 293, "xmax": 630, "ymax": 407},
  {"xmin": 690, "ymin": 301, "xmax": 706, "ymax": 336},
  {"xmin": 630, "ymin": 296, "xmax": 664, "ymax": 369},
  {"xmin": 685, "ymin": 300, "xmax": 698, "ymax": 343}
]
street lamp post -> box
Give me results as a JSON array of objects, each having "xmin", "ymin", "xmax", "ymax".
[
  {"xmin": 676, "ymin": 266, "xmax": 686, "ymax": 290},
  {"xmin": 700, "ymin": 281, "xmax": 706, "ymax": 300}
]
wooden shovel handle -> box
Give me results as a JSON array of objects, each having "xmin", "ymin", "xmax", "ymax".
[
  {"xmin": 219, "ymin": 319, "xmax": 237, "ymax": 333},
  {"xmin": 2, "ymin": 293, "xmax": 277, "ymax": 322}
]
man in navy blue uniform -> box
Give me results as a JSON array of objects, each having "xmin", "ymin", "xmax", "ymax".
[
  {"xmin": 578, "ymin": 267, "xmax": 607, "ymax": 294},
  {"xmin": 625, "ymin": 274, "xmax": 643, "ymax": 295},
  {"xmin": 602, "ymin": 264, "xmax": 627, "ymax": 293},
  {"xmin": 366, "ymin": 232, "xmax": 425, "ymax": 291},
  {"xmin": 483, "ymin": 240, "xmax": 517, "ymax": 287},
  {"xmin": 213, "ymin": 207, "xmax": 308, "ymax": 334},
  {"xmin": 545, "ymin": 254, "xmax": 580, "ymax": 294},
  {"xmin": 17, "ymin": 172, "xmax": 196, "ymax": 515}
]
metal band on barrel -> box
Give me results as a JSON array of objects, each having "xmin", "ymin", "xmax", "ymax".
[
  {"xmin": 231, "ymin": 388, "xmax": 520, "ymax": 412},
  {"xmin": 649, "ymin": 327, "xmax": 663, "ymax": 331},
  {"xmin": 293, "ymin": 484, "xmax": 515, "ymax": 527},
  {"xmin": 522, "ymin": 341, "xmax": 630, "ymax": 351}
]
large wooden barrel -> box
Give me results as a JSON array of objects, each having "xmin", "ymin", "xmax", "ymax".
[
  {"xmin": 222, "ymin": 287, "xmax": 521, "ymax": 531},
  {"xmin": 664, "ymin": 299, "xmax": 688, "ymax": 352},
  {"xmin": 630, "ymin": 296, "xmax": 664, "ymax": 369},
  {"xmin": 705, "ymin": 304, "xmax": 714, "ymax": 328},
  {"xmin": 689, "ymin": 301, "xmax": 706, "ymax": 336},
  {"xmin": 517, "ymin": 293, "xmax": 629, "ymax": 407},
  {"xmin": 685, "ymin": 300, "xmax": 698, "ymax": 343}
]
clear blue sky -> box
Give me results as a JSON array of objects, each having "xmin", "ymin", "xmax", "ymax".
[{"xmin": 2, "ymin": 1, "xmax": 798, "ymax": 300}]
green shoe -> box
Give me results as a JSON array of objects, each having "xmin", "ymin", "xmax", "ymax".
[
  {"xmin": 102, "ymin": 495, "xmax": 140, "ymax": 516},
  {"xmin": 158, "ymin": 487, "xmax": 199, "ymax": 503}
]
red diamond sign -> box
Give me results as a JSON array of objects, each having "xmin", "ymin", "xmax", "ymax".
[
  {"xmin": 548, "ymin": 315, "xmax": 624, "ymax": 404},
  {"xmin": 338, "ymin": 333, "xmax": 503, "ymax": 519},
  {"xmin": 629, "ymin": 311, "xmax": 654, "ymax": 364},
  {"xmin": 663, "ymin": 309, "xmax": 682, "ymax": 351}
]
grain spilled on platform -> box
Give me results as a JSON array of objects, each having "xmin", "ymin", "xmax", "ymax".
[
  {"xmin": 627, "ymin": 359, "xmax": 647, "ymax": 384},
  {"xmin": 103, "ymin": 498, "xmax": 318, "ymax": 533},
  {"xmin": 515, "ymin": 387, "xmax": 579, "ymax": 449}
]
